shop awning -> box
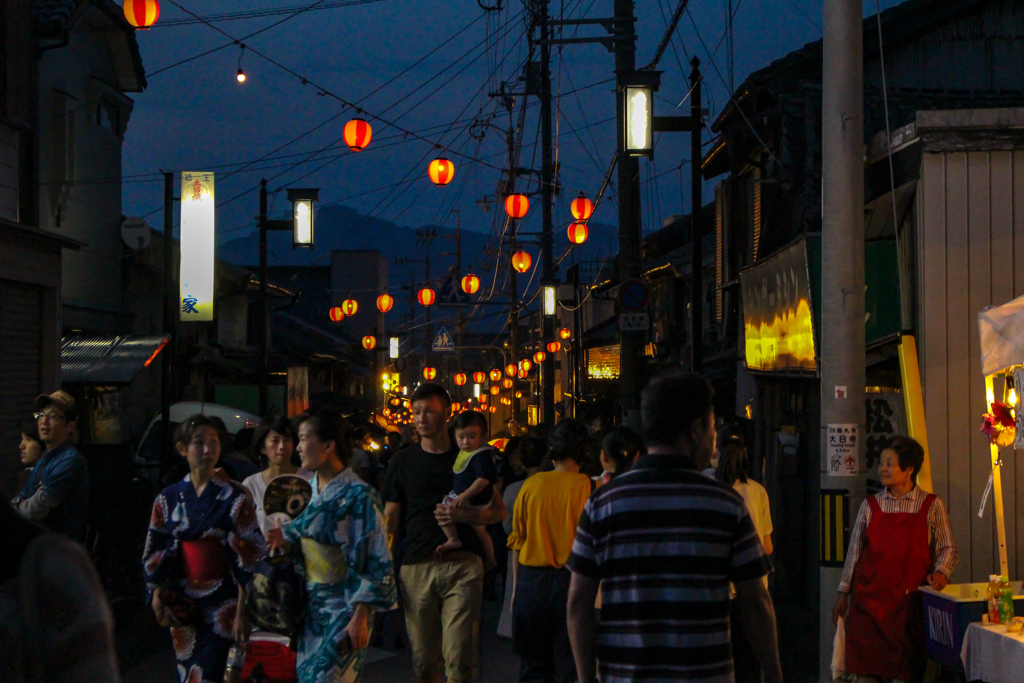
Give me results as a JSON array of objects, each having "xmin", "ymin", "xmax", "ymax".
[
  {"xmin": 61, "ymin": 334, "xmax": 170, "ymax": 384},
  {"xmin": 979, "ymin": 294, "xmax": 1024, "ymax": 376}
]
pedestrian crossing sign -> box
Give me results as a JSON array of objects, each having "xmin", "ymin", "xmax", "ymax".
[{"xmin": 432, "ymin": 326, "xmax": 455, "ymax": 353}]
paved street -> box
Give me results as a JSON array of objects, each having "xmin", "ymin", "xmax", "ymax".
[{"xmin": 121, "ymin": 593, "xmax": 520, "ymax": 682}]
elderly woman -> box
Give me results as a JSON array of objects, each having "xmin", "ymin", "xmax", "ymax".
[
  {"xmin": 832, "ymin": 435, "xmax": 958, "ymax": 682},
  {"xmin": 266, "ymin": 410, "xmax": 396, "ymax": 682},
  {"xmin": 142, "ymin": 414, "xmax": 267, "ymax": 683}
]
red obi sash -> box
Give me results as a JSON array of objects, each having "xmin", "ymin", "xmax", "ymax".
[{"xmin": 182, "ymin": 539, "xmax": 229, "ymax": 582}]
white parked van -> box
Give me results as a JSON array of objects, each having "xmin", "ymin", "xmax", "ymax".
[{"xmin": 135, "ymin": 401, "xmax": 261, "ymax": 466}]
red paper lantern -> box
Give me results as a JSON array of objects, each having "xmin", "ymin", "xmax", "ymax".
[
  {"xmin": 123, "ymin": 0, "xmax": 160, "ymax": 29},
  {"xmin": 505, "ymin": 363, "xmax": 517, "ymax": 377},
  {"xmin": 518, "ymin": 367, "xmax": 528, "ymax": 378},
  {"xmin": 376, "ymin": 293, "xmax": 394, "ymax": 313},
  {"xmin": 504, "ymin": 194, "xmax": 529, "ymax": 219},
  {"xmin": 515, "ymin": 391, "xmax": 523, "ymax": 398},
  {"xmin": 423, "ymin": 367, "xmax": 437, "ymax": 380},
  {"xmin": 362, "ymin": 335, "xmax": 376, "ymax": 350},
  {"xmin": 558, "ymin": 327, "xmax": 572, "ymax": 340},
  {"xmin": 567, "ymin": 221, "xmax": 589, "ymax": 245},
  {"xmin": 461, "ymin": 274, "xmax": 480, "ymax": 295},
  {"xmin": 519, "ymin": 359, "xmax": 532, "ymax": 372},
  {"xmin": 341, "ymin": 299, "xmax": 358, "ymax": 316},
  {"xmin": 490, "ymin": 369, "xmax": 503, "ymax": 382},
  {"xmin": 473, "ymin": 371, "xmax": 487, "ymax": 384},
  {"xmin": 533, "ymin": 351, "xmax": 546, "ymax": 364},
  {"xmin": 489, "ymin": 406, "xmax": 497, "ymax": 413},
  {"xmin": 501, "ymin": 378, "xmax": 513, "ymax": 389},
  {"xmin": 428, "ymin": 158, "xmax": 455, "ymax": 186},
  {"xmin": 390, "ymin": 398, "xmax": 401, "ymax": 406},
  {"xmin": 490, "ymin": 386, "xmax": 500, "ymax": 396},
  {"xmin": 329, "ymin": 307, "xmax": 345, "ymax": 322},
  {"xmin": 511, "ymin": 251, "xmax": 532, "ymax": 273},
  {"xmin": 417, "ymin": 288, "xmax": 436, "ymax": 306},
  {"xmin": 454, "ymin": 373, "xmax": 467, "ymax": 386},
  {"xmin": 344, "ymin": 118, "xmax": 372, "ymax": 152},
  {"xmin": 570, "ymin": 192, "xmax": 594, "ymax": 221},
  {"xmin": 479, "ymin": 394, "xmax": 488, "ymax": 403},
  {"xmin": 547, "ymin": 341, "xmax": 561, "ymax": 353}
]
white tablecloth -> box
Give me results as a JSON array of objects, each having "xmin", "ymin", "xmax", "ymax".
[{"xmin": 961, "ymin": 622, "xmax": 1024, "ymax": 683}]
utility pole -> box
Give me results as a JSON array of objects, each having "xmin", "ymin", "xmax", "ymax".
[
  {"xmin": 258, "ymin": 180, "xmax": 270, "ymax": 416},
  {"xmin": 539, "ymin": 0, "xmax": 556, "ymax": 425},
  {"xmin": 689, "ymin": 57, "xmax": 703, "ymax": 374},
  {"xmin": 614, "ymin": 0, "xmax": 642, "ymax": 428},
  {"xmin": 453, "ymin": 210, "xmax": 465, "ymax": 391},
  {"xmin": 161, "ymin": 172, "xmax": 175, "ymax": 440},
  {"xmin": 819, "ymin": 0, "xmax": 865, "ymax": 677}
]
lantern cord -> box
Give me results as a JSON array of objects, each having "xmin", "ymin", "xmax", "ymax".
[{"xmin": 162, "ymin": 0, "xmax": 511, "ymax": 173}]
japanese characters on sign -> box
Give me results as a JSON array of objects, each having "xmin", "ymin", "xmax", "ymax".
[
  {"xmin": 179, "ymin": 171, "xmax": 215, "ymax": 321},
  {"xmin": 827, "ymin": 423, "xmax": 859, "ymax": 477}
]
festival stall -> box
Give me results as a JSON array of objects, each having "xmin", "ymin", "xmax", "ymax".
[{"xmin": 921, "ymin": 295, "xmax": 1024, "ymax": 680}]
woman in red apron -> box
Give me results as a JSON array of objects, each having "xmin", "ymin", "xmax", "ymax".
[{"xmin": 832, "ymin": 436, "xmax": 959, "ymax": 682}]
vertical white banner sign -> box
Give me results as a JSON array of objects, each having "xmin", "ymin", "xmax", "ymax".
[{"xmin": 179, "ymin": 171, "xmax": 215, "ymax": 321}]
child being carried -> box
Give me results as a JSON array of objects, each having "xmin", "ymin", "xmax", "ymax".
[{"xmin": 436, "ymin": 411, "xmax": 497, "ymax": 570}]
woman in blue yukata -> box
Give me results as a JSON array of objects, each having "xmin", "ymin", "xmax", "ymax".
[
  {"xmin": 266, "ymin": 409, "xmax": 397, "ymax": 683},
  {"xmin": 142, "ymin": 414, "xmax": 267, "ymax": 683}
]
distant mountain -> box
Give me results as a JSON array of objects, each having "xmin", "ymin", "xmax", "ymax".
[{"xmin": 218, "ymin": 204, "xmax": 617, "ymax": 280}]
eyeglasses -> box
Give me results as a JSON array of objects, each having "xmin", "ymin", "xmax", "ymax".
[{"xmin": 34, "ymin": 411, "xmax": 66, "ymax": 422}]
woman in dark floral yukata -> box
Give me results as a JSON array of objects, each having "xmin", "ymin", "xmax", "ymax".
[{"xmin": 142, "ymin": 414, "xmax": 266, "ymax": 683}]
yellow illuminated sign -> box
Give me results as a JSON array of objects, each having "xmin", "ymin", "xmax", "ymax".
[
  {"xmin": 587, "ymin": 344, "xmax": 621, "ymax": 380},
  {"xmin": 179, "ymin": 171, "xmax": 215, "ymax": 321},
  {"xmin": 744, "ymin": 298, "xmax": 816, "ymax": 372},
  {"xmin": 740, "ymin": 238, "xmax": 817, "ymax": 373}
]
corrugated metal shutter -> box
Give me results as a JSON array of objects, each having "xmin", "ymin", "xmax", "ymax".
[{"xmin": 0, "ymin": 280, "xmax": 42, "ymax": 496}]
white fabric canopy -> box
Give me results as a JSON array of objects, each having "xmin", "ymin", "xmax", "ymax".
[{"xmin": 979, "ymin": 294, "xmax": 1024, "ymax": 376}]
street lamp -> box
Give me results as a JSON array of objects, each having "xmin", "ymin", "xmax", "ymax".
[
  {"xmin": 287, "ymin": 188, "xmax": 319, "ymax": 248},
  {"xmin": 620, "ymin": 71, "xmax": 661, "ymax": 157},
  {"xmin": 259, "ymin": 179, "xmax": 320, "ymax": 414},
  {"xmin": 542, "ymin": 279, "xmax": 558, "ymax": 317}
]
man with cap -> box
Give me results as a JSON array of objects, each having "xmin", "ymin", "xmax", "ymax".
[{"xmin": 12, "ymin": 390, "xmax": 90, "ymax": 543}]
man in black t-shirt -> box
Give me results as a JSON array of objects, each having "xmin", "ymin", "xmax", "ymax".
[{"xmin": 381, "ymin": 384, "xmax": 506, "ymax": 683}]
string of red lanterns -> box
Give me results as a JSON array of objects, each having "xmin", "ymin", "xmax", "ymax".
[
  {"xmin": 428, "ymin": 158, "xmax": 454, "ymax": 186},
  {"xmin": 343, "ymin": 118, "xmax": 372, "ymax": 152},
  {"xmin": 511, "ymin": 251, "xmax": 532, "ymax": 273},
  {"xmin": 417, "ymin": 288, "xmax": 436, "ymax": 307},
  {"xmin": 570, "ymin": 192, "xmax": 594, "ymax": 221},
  {"xmin": 123, "ymin": 0, "xmax": 160, "ymax": 29},
  {"xmin": 505, "ymin": 194, "xmax": 529, "ymax": 219},
  {"xmin": 461, "ymin": 274, "xmax": 480, "ymax": 295},
  {"xmin": 567, "ymin": 221, "xmax": 589, "ymax": 245}
]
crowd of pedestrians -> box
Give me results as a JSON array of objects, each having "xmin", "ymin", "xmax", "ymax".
[{"xmin": 2, "ymin": 371, "xmax": 960, "ymax": 683}]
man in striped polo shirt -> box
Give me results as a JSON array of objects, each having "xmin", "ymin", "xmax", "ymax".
[{"xmin": 567, "ymin": 372, "xmax": 782, "ymax": 683}]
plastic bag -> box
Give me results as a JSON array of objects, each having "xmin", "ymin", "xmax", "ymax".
[{"xmin": 831, "ymin": 615, "xmax": 845, "ymax": 681}]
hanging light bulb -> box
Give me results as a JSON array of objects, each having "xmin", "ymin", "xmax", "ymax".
[{"xmin": 236, "ymin": 44, "xmax": 247, "ymax": 83}]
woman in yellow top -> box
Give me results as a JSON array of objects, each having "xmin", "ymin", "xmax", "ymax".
[{"xmin": 507, "ymin": 418, "xmax": 593, "ymax": 683}]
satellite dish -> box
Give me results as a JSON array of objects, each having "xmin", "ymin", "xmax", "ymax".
[{"xmin": 121, "ymin": 216, "xmax": 151, "ymax": 250}]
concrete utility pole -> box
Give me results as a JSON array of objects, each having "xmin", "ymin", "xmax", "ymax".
[
  {"xmin": 614, "ymin": 0, "xmax": 642, "ymax": 428},
  {"xmin": 689, "ymin": 57, "xmax": 703, "ymax": 374},
  {"xmin": 539, "ymin": 0, "xmax": 556, "ymax": 425},
  {"xmin": 161, "ymin": 172, "xmax": 175, "ymax": 440},
  {"xmin": 259, "ymin": 180, "xmax": 270, "ymax": 417},
  {"xmin": 819, "ymin": 0, "xmax": 865, "ymax": 677}
]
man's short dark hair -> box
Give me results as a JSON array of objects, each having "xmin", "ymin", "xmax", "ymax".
[
  {"xmin": 641, "ymin": 371, "xmax": 714, "ymax": 448},
  {"xmin": 452, "ymin": 410, "xmax": 488, "ymax": 434},
  {"xmin": 409, "ymin": 383, "xmax": 451, "ymax": 409},
  {"xmin": 886, "ymin": 435, "xmax": 925, "ymax": 481}
]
